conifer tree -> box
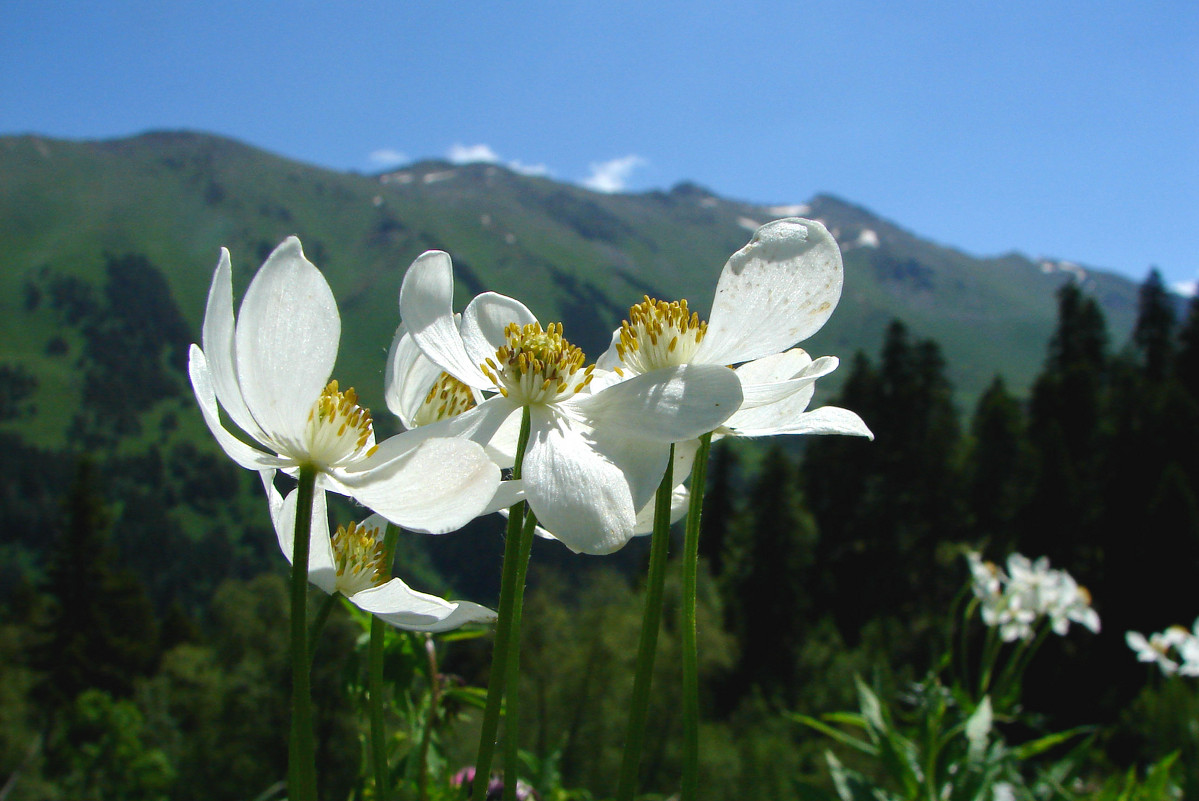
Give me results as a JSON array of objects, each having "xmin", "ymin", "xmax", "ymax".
[
  {"xmin": 966, "ymin": 376, "xmax": 1033, "ymax": 551},
  {"xmin": 720, "ymin": 445, "xmax": 816, "ymax": 703},
  {"xmin": 698, "ymin": 444, "xmax": 740, "ymax": 580},
  {"xmin": 1175, "ymin": 295, "xmax": 1199, "ymax": 401},
  {"xmin": 32, "ymin": 459, "xmax": 161, "ymax": 710},
  {"xmin": 1131, "ymin": 268, "xmax": 1177, "ymax": 383},
  {"xmin": 804, "ymin": 321, "xmax": 964, "ymax": 643},
  {"xmin": 1022, "ymin": 283, "xmax": 1109, "ymax": 570}
]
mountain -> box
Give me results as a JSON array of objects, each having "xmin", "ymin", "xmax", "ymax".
[
  {"xmin": 0, "ymin": 128, "xmax": 1151, "ymax": 601},
  {"xmin": 0, "ymin": 130, "xmax": 1142, "ymax": 435}
]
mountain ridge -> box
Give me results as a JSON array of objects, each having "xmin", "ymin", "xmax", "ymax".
[{"xmin": 0, "ymin": 130, "xmax": 1144, "ymax": 451}]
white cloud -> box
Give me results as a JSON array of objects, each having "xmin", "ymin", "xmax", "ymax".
[
  {"xmin": 448, "ymin": 143, "xmax": 501, "ymax": 164},
  {"xmin": 368, "ymin": 148, "xmax": 408, "ymax": 168},
  {"xmin": 446, "ymin": 144, "xmax": 552, "ymax": 178},
  {"xmin": 582, "ymin": 155, "xmax": 647, "ymax": 193},
  {"xmin": 1172, "ymin": 279, "xmax": 1198, "ymax": 298}
]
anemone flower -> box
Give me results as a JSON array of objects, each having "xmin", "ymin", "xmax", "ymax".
[
  {"xmin": 1126, "ymin": 628, "xmax": 1186, "ymax": 676},
  {"xmin": 188, "ymin": 237, "xmax": 500, "ymax": 534},
  {"xmin": 393, "ymin": 251, "xmax": 743, "ymax": 555},
  {"xmin": 595, "ymin": 218, "xmax": 871, "ymax": 443},
  {"xmin": 263, "ymin": 471, "xmax": 495, "ymax": 632}
]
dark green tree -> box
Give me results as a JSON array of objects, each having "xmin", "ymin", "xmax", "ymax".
[
  {"xmin": 1021, "ymin": 284, "xmax": 1109, "ymax": 570},
  {"xmin": 32, "ymin": 458, "xmax": 161, "ymax": 710},
  {"xmin": 965, "ymin": 376, "xmax": 1034, "ymax": 552},
  {"xmin": 720, "ymin": 445, "xmax": 816, "ymax": 703},
  {"xmin": 698, "ymin": 443, "xmax": 741, "ymax": 580},
  {"xmin": 1176, "ymin": 294, "xmax": 1199, "ymax": 401},
  {"xmin": 1131, "ymin": 268, "xmax": 1177, "ymax": 383},
  {"xmin": 803, "ymin": 322, "xmax": 964, "ymax": 644}
]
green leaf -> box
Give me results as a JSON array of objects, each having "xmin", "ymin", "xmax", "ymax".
[
  {"xmin": 787, "ymin": 712, "xmax": 879, "ymax": 756},
  {"xmin": 1010, "ymin": 725, "xmax": 1090, "ymax": 761}
]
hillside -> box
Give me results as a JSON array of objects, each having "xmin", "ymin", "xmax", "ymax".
[{"xmin": 0, "ymin": 130, "xmax": 1142, "ymax": 442}]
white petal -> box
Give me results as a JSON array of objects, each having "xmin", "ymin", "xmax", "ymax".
[
  {"xmin": 588, "ymin": 427, "xmax": 672, "ymax": 516},
  {"xmin": 731, "ymin": 405, "xmax": 873, "ymax": 439},
  {"xmin": 384, "ymin": 324, "xmax": 446, "ymax": 428},
  {"xmin": 736, "ymin": 355, "xmax": 838, "ymax": 410},
  {"xmin": 234, "ymin": 237, "xmax": 340, "ymax": 453},
  {"xmin": 694, "ymin": 218, "xmax": 843, "ymax": 365},
  {"xmin": 350, "ymin": 579, "xmax": 496, "ymax": 632},
  {"xmin": 633, "ymin": 484, "xmax": 690, "ymax": 535},
  {"xmin": 333, "ymin": 437, "xmax": 500, "ymax": 534},
  {"xmin": 460, "ymin": 291, "xmax": 538, "ymax": 368},
  {"xmin": 732, "ymin": 348, "xmax": 815, "ymax": 384},
  {"xmin": 482, "ymin": 479, "xmax": 526, "ymax": 515},
  {"xmin": 594, "ymin": 329, "xmax": 624, "ymax": 372},
  {"xmin": 201, "ymin": 249, "xmax": 266, "ymax": 441},
  {"xmin": 522, "ymin": 409, "xmax": 637, "ymax": 555},
  {"xmin": 482, "ymin": 406, "xmax": 523, "ymax": 469},
  {"xmin": 399, "ymin": 250, "xmax": 492, "ymax": 389},
  {"xmin": 571, "ymin": 364, "xmax": 742, "ymax": 443},
  {"xmin": 262, "ymin": 473, "xmax": 338, "ymax": 595},
  {"xmin": 189, "ymin": 346, "xmax": 291, "ymax": 471},
  {"xmin": 349, "ymin": 396, "xmax": 519, "ymax": 473}
]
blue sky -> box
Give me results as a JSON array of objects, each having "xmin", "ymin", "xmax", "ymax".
[{"xmin": 2, "ymin": 1, "xmax": 1196, "ymax": 290}]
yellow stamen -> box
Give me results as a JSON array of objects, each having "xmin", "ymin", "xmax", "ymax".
[
  {"xmin": 482, "ymin": 321, "xmax": 592, "ymax": 405},
  {"xmin": 615, "ymin": 296, "xmax": 708, "ymax": 374},
  {"xmin": 330, "ymin": 520, "xmax": 389, "ymax": 596},
  {"xmin": 304, "ymin": 381, "xmax": 376, "ymax": 467}
]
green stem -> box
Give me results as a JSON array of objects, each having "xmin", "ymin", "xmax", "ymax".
[
  {"xmin": 289, "ymin": 465, "xmax": 318, "ymax": 801},
  {"xmin": 369, "ymin": 616, "xmax": 390, "ymax": 801},
  {"xmin": 977, "ymin": 624, "xmax": 1001, "ymax": 699},
  {"xmin": 472, "ymin": 407, "xmax": 533, "ymax": 801},
  {"xmin": 418, "ymin": 634, "xmax": 440, "ymax": 801},
  {"xmin": 993, "ymin": 620, "xmax": 1050, "ymax": 711},
  {"xmin": 502, "ymin": 509, "xmax": 539, "ymax": 801},
  {"xmin": 680, "ymin": 433, "xmax": 711, "ymax": 801},
  {"xmin": 370, "ymin": 524, "xmax": 403, "ymax": 801},
  {"xmin": 615, "ymin": 444, "xmax": 676, "ymax": 801}
]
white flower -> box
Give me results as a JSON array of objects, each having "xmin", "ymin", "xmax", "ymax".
[
  {"xmin": 263, "ymin": 472, "xmax": 495, "ymax": 632},
  {"xmin": 595, "ymin": 218, "xmax": 872, "ymax": 442},
  {"xmin": 1126, "ymin": 629, "xmax": 1184, "ymax": 676},
  {"xmin": 966, "ymin": 551, "xmax": 1002, "ymax": 602},
  {"xmin": 188, "ymin": 237, "xmax": 501, "ymax": 534},
  {"xmin": 385, "ymin": 321, "xmax": 521, "ymax": 466},
  {"xmin": 1044, "ymin": 571, "xmax": 1101, "ymax": 635},
  {"xmin": 965, "ymin": 551, "xmax": 1099, "ymax": 641},
  {"xmin": 394, "ymin": 250, "xmax": 743, "ymax": 554},
  {"xmin": 1127, "ymin": 620, "xmax": 1199, "ymax": 677}
]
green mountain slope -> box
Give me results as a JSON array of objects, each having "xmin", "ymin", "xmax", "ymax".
[
  {"xmin": 0, "ymin": 131, "xmax": 1141, "ymax": 441},
  {"xmin": 0, "ymin": 129, "xmax": 1148, "ymax": 602}
]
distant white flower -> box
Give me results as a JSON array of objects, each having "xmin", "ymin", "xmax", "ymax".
[
  {"xmin": 188, "ymin": 237, "xmax": 500, "ymax": 534},
  {"xmin": 395, "ymin": 250, "xmax": 743, "ymax": 554},
  {"xmin": 596, "ymin": 219, "xmax": 872, "ymax": 443},
  {"xmin": 964, "ymin": 550, "xmax": 1099, "ymax": 641},
  {"xmin": 1126, "ymin": 629, "xmax": 1185, "ymax": 675},
  {"xmin": 263, "ymin": 472, "xmax": 495, "ymax": 632},
  {"xmin": 1127, "ymin": 621, "xmax": 1199, "ymax": 677}
]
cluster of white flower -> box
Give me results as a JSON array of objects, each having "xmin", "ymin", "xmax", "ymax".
[
  {"xmin": 189, "ymin": 220, "xmax": 872, "ymax": 631},
  {"xmin": 965, "ymin": 551, "xmax": 1100, "ymax": 642},
  {"xmin": 1126, "ymin": 621, "xmax": 1199, "ymax": 676}
]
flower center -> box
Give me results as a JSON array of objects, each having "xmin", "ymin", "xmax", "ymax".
[
  {"xmin": 412, "ymin": 372, "xmax": 477, "ymax": 427},
  {"xmin": 614, "ymin": 296, "xmax": 708, "ymax": 374},
  {"xmin": 304, "ymin": 381, "xmax": 377, "ymax": 468},
  {"xmin": 330, "ymin": 519, "xmax": 388, "ymax": 596},
  {"xmin": 480, "ymin": 322, "xmax": 594, "ymax": 405}
]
